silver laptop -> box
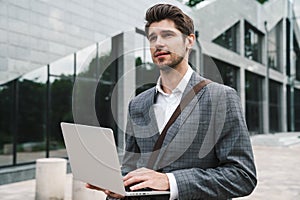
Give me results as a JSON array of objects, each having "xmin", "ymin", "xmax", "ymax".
[{"xmin": 60, "ymin": 122, "xmax": 170, "ymax": 197}]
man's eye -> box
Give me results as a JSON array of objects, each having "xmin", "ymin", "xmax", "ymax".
[
  {"xmin": 149, "ymin": 36, "xmax": 156, "ymax": 42},
  {"xmin": 163, "ymin": 33, "xmax": 173, "ymax": 38}
]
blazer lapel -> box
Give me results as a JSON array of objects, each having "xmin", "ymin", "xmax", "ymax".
[
  {"xmin": 154, "ymin": 73, "xmax": 208, "ymax": 169},
  {"xmin": 141, "ymin": 88, "xmax": 160, "ymax": 144}
]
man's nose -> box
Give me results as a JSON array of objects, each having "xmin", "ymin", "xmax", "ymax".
[{"xmin": 154, "ymin": 36, "xmax": 165, "ymax": 49}]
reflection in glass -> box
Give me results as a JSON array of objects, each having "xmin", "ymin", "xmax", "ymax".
[
  {"xmin": 96, "ymin": 53, "xmax": 118, "ymax": 133},
  {"xmin": 213, "ymin": 22, "xmax": 239, "ymax": 53},
  {"xmin": 49, "ymin": 76, "xmax": 73, "ymax": 158},
  {"xmin": 245, "ymin": 22, "xmax": 263, "ymax": 63},
  {"xmin": 287, "ymin": 85, "xmax": 291, "ymax": 131},
  {"xmin": 50, "ymin": 54, "xmax": 74, "ymax": 77},
  {"xmin": 213, "ymin": 58, "xmax": 238, "ymax": 90},
  {"xmin": 74, "ymin": 41, "xmax": 110, "ymax": 126},
  {"xmin": 17, "ymin": 67, "xmax": 47, "ymax": 164},
  {"xmin": 294, "ymin": 37, "xmax": 300, "ymax": 81},
  {"xmin": 245, "ymin": 71, "xmax": 263, "ymax": 134},
  {"xmin": 135, "ymin": 30, "xmax": 159, "ymax": 95},
  {"xmin": 73, "ymin": 37, "xmax": 119, "ymax": 141},
  {"xmin": 286, "ymin": 19, "xmax": 291, "ymax": 76},
  {"xmin": 76, "ymin": 44, "xmax": 97, "ymax": 76},
  {"xmin": 268, "ymin": 22, "xmax": 281, "ymax": 71},
  {"xmin": 0, "ymin": 81, "xmax": 14, "ymax": 166},
  {"xmin": 72, "ymin": 43, "xmax": 100, "ymax": 139},
  {"xmin": 295, "ymin": 89, "xmax": 300, "ymax": 131},
  {"xmin": 203, "ymin": 55, "xmax": 224, "ymax": 85},
  {"xmin": 269, "ymin": 80, "xmax": 282, "ymax": 132}
]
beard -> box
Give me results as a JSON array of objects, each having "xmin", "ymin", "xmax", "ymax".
[{"xmin": 154, "ymin": 53, "xmax": 185, "ymax": 72}]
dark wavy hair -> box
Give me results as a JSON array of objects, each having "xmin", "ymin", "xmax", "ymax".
[{"xmin": 145, "ymin": 4, "xmax": 194, "ymax": 37}]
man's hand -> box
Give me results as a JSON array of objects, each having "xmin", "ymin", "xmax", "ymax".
[
  {"xmin": 123, "ymin": 167, "xmax": 170, "ymax": 191},
  {"xmin": 85, "ymin": 183, "xmax": 124, "ymax": 199}
]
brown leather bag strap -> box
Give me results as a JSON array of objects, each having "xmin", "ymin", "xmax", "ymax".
[{"xmin": 147, "ymin": 79, "xmax": 212, "ymax": 169}]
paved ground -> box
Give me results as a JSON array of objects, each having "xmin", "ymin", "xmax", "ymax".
[
  {"xmin": 0, "ymin": 132, "xmax": 300, "ymax": 200},
  {"xmin": 236, "ymin": 144, "xmax": 300, "ymax": 199}
]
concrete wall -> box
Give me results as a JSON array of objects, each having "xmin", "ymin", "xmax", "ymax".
[{"xmin": 0, "ymin": 0, "xmax": 192, "ymax": 85}]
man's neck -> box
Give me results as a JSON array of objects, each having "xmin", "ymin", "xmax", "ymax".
[{"xmin": 160, "ymin": 63, "xmax": 189, "ymax": 94}]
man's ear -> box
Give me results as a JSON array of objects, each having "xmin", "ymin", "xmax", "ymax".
[{"xmin": 186, "ymin": 34, "xmax": 195, "ymax": 49}]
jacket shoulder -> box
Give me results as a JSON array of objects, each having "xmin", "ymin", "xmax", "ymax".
[{"xmin": 129, "ymin": 87, "xmax": 156, "ymax": 111}]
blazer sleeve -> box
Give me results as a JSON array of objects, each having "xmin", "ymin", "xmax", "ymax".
[{"xmin": 172, "ymin": 87, "xmax": 257, "ymax": 200}]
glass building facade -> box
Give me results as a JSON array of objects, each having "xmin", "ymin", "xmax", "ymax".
[
  {"xmin": 268, "ymin": 21, "xmax": 282, "ymax": 71},
  {"xmin": 213, "ymin": 22, "xmax": 239, "ymax": 54},
  {"xmin": 269, "ymin": 80, "xmax": 282, "ymax": 132},
  {"xmin": 245, "ymin": 21, "xmax": 263, "ymax": 63},
  {"xmin": 245, "ymin": 71, "xmax": 264, "ymax": 134},
  {"xmin": 135, "ymin": 29, "xmax": 159, "ymax": 95},
  {"xmin": 295, "ymin": 88, "xmax": 300, "ymax": 131},
  {"xmin": 294, "ymin": 36, "xmax": 300, "ymax": 81},
  {"xmin": 0, "ymin": 36, "xmax": 122, "ymax": 167},
  {"xmin": 213, "ymin": 59, "xmax": 238, "ymax": 91}
]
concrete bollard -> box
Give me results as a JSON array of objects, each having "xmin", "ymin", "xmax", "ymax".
[
  {"xmin": 35, "ymin": 158, "xmax": 67, "ymax": 200},
  {"xmin": 72, "ymin": 177, "xmax": 106, "ymax": 200}
]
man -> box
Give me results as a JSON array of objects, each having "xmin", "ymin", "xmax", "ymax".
[{"xmin": 87, "ymin": 3, "xmax": 257, "ymax": 199}]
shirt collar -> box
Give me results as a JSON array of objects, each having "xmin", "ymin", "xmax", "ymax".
[{"xmin": 155, "ymin": 66, "xmax": 194, "ymax": 95}]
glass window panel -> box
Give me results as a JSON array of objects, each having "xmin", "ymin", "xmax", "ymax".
[
  {"xmin": 245, "ymin": 22, "xmax": 263, "ymax": 63},
  {"xmin": 73, "ymin": 41, "xmax": 108, "ymax": 126},
  {"xmin": 268, "ymin": 22, "xmax": 282, "ymax": 71},
  {"xmin": 50, "ymin": 54, "xmax": 74, "ymax": 77},
  {"xmin": 295, "ymin": 88, "xmax": 300, "ymax": 131},
  {"xmin": 73, "ymin": 37, "xmax": 119, "ymax": 142},
  {"xmin": 269, "ymin": 80, "xmax": 282, "ymax": 132},
  {"xmin": 0, "ymin": 81, "xmax": 14, "ymax": 166},
  {"xmin": 17, "ymin": 67, "xmax": 47, "ymax": 164},
  {"xmin": 213, "ymin": 58, "xmax": 238, "ymax": 90},
  {"xmin": 203, "ymin": 55, "xmax": 224, "ymax": 84},
  {"xmin": 96, "ymin": 52, "xmax": 118, "ymax": 134},
  {"xmin": 213, "ymin": 22, "xmax": 239, "ymax": 53},
  {"xmin": 49, "ymin": 76, "xmax": 73, "ymax": 158},
  {"xmin": 135, "ymin": 30, "xmax": 159, "ymax": 95},
  {"xmin": 294, "ymin": 37, "xmax": 300, "ymax": 81},
  {"xmin": 76, "ymin": 44, "xmax": 97, "ymax": 77},
  {"xmin": 95, "ymin": 36, "xmax": 118, "ymax": 141},
  {"xmin": 245, "ymin": 71, "xmax": 264, "ymax": 134},
  {"xmin": 48, "ymin": 53, "xmax": 76, "ymax": 157},
  {"xmin": 286, "ymin": 19, "xmax": 291, "ymax": 76},
  {"xmin": 72, "ymin": 77, "xmax": 99, "ymax": 125},
  {"xmin": 287, "ymin": 85, "xmax": 291, "ymax": 131}
]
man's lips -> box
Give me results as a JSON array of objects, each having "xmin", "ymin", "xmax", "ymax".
[{"xmin": 154, "ymin": 51, "xmax": 170, "ymax": 57}]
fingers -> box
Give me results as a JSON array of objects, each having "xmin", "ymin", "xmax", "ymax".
[
  {"xmin": 85, "ymin": 183, "xmax": 105, "ymax": 191},
  {"xmin": 123, "ymin": 167, "xmax": 149, "ymax": 181},
  {"xmin": 123, "ymin": 168, "xmax": 151, "ymax": 187},
  {"xmin": 86, "ymin": 183, "xmax": 124, "ymax": 198},
  {"xmin": 123, "ymin": 168, "xmax": 170, "ymax": 191},
  {"xmin": 128, "ymin": 181, "xmax": 149, "ymax": 191},
  {"xmin": 103, "ymin": 190, "xmax": 124, "ymax": 198}
]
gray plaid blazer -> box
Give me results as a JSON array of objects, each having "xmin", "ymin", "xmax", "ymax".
[{"xmin": 121, "ymin": 72, "xmax": 257, "ymax": 200}]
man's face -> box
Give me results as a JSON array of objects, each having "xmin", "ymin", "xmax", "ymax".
[{"xmin": 148, "ymin": 19, "xmax": 189, "ymax": 70}]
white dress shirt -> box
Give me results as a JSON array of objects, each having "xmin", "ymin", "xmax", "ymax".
[{"xmin": 153, "ymin": 66, "xmax": 194, "ymax": 200}]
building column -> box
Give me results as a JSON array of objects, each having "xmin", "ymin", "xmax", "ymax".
[
  {"xmin": 263, "ymin": 24, "xmax": 270, "ymax": 134},
  {"xmin": 239, "ymin": 19, "xmax": 246, "ymax": 114},
  {"xmin": 239, "ymin": 68, "xmax": 246, "ymax": 115},
  {"xmin": 281, "ymin": 18, "xmax": 288, "ymax": 132},
  {"xmin": 289, "ymin": 0, "xmax": 296, "ymax": 131}
]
